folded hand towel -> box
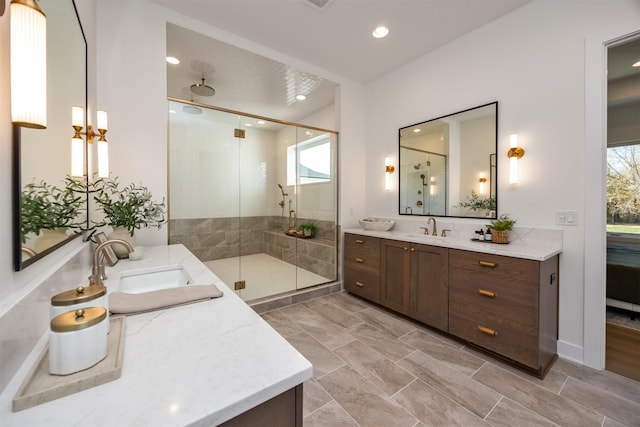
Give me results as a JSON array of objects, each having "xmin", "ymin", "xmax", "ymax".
[{"xmin": 109, "ymin": 285, "xmax": 223, "ymax": 315}]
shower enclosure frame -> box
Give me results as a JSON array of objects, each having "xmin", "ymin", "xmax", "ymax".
[{"xmin": 167, "ymin": 97, "xmax": 340, "ymax": 301}]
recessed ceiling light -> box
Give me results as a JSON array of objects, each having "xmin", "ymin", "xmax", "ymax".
[
  {"xmin": 169, "ymin": 109, "xmax": 176, "ymax": 114},
  {"xmin": 296, "ymin": 94, "xmax": 306, "ymax": 101},
  {"xmin": 372, "ymin": 26, "xmax": 389, "ymax": 39},
  {"xmin": 166, "ymin": 56, "xmax": 180, "ymax": 65},
  {"xmin": 633, "ymin": 60, "xmax": 640, "ymax": 67},
  {"xmin": 257, "ymin": 120, "xmax": 266, "ymax": 125},
  {"xmin": 413, "ymin": 128, "xmax": 421, "ymax": 133},
  {"xmin": 245, "ymin": 123, "xmax": 253, "ymax": 127}
]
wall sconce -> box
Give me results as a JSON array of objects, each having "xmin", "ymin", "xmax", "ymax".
[
  {"xmin": 72, "ymin": 107, "xmax": 110, "ymax": 178},
  {"xmin": 507, "ymin": 134, "xmax": 525, "ymax": 184},
  {"xmin": 478, "ymin": 173, "xmax": 487, "ymax": 194},
  {"xmin": 385, "ymin": 156, "xmax": 395, "ymax": 191},
  {"xmin": 10, "ymin": 0, "xmax": 47, "ymax": 129}
]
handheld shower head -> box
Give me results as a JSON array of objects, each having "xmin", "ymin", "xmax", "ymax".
[{"xmin": 277, "ymin": 184, "xmax": 288, "ymax": 197}]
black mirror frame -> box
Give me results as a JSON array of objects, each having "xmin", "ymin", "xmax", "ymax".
[{"xmin": 12, "ymin": 0, "xmax": 88, "ymax": 271}]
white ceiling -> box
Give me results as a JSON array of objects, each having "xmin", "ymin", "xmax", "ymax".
[{"xmin": 157, "ymin": 0, "xmax": 535, "ymax": 123}]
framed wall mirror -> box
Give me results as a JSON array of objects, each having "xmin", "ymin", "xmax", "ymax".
[
  {"xmin": 12, "ymin": 0, "xmax": 88, "ymax": 270},
  {"xmin": 399, "ymin": 102, "xmax": 498, "ymax": 218}
]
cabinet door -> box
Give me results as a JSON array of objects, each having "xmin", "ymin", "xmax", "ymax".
[
  {"xmin": 411, "ymin": 244, "xmax": 449, "ymax": 331},
  {"xmin": 381, "ymin": 239, "xmax": 411, "ymax": 315}
]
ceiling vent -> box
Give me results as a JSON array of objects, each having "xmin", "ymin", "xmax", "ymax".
[{"xmin": 304, "ymin": 0, "xmax": 334, "ymax": 10}]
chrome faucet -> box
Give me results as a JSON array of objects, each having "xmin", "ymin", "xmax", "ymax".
[{"xmin": 89, "ymin": 239, "xmax": 134, "ymax": 286}]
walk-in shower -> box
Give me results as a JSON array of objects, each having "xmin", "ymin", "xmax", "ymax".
[{"xmin": 167, "ymin": 100, "xmax": 338, "ymax": 302}]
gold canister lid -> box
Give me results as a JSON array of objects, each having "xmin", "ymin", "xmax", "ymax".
[
  {"xmin": 51, "ymin": 285, "xmax": 106, "ymax": 306},
  {"xmin": 50, "ymin": 307, "xmax": 107, "ymax": 333}
]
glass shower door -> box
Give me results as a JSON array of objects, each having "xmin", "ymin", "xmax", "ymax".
[
  {"xmin": 292, "ymin": 126, "xmax": 338, "ymax": 290},
  {"xmin": 168, "ymin": 100, "xmax": 338, "ymax": 302}
]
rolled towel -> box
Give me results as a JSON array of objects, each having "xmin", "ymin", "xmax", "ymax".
[{"xmin": 109, "ymin": 285, "xmax": 223, "ymax": 315}]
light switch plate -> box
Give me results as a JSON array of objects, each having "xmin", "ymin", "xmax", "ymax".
[{"xmin": 556, "ymin": 210, "xmax": 577, "ymax": 226}]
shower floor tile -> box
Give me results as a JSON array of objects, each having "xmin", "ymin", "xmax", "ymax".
[{"xmin": 205, "ymin": 253, "xmax": 330, "ymax": 302}]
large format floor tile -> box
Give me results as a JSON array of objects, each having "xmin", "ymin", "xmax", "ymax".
[{"xmin": 259, "ymin": 292, "xmax": 640, "ymax": 426}]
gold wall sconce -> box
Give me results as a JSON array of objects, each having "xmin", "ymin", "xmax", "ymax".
[
  {"xmin": 71, "ymin": 107, "xmax": 110, "ymax": 178},
  {"xmin": 385, "ymin": 156, "xmax": 395, "ymax": 191},
  {"xmin": 507, "ymin": 134, "xmax": 525, "ymax": 184},
  {"xmin": 478, "ymin": 173, "xmax": 487, "ymax": 193},
  {"xmin": 10, "ymin": 0, "xmax": 47, "ymax": 129}
]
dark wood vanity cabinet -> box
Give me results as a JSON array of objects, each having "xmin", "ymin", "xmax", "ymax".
[
  {"xmin": 344, "ymin": 233, "xmax": 381, "ymax": 303},
  {"xmin": 344, "ymin": 232, "xmax": 560, "ymax": 377},
  {"xmin": 448, "ymin": 249, "xmax": 559, "ymax": 376},
  {"xmin": 381, "ymin": 239, "xmax": 412, "ymax": 315},
  {"xmin": 380, "ymin": 239, "xmax": 449, "ymax": 330},
  {"xmin": 411, "ymin": 243, "xmax": 449, "ymax": 331}
]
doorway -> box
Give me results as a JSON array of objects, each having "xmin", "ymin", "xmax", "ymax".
[{"xmin": 605, "ymin": 35, "xmax": 640, "ymax": 381}]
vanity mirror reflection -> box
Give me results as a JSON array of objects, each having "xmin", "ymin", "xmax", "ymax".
[
  {"xmin": 12, "ymin": 0, "xmax": 87, "ymax": 271},
  {"xmin": 399, "ymin": 102, "xmax": 498, "ymax": 218}
]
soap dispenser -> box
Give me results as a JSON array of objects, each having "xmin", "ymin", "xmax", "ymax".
[{"xmin": 485, "ymin": 228, "xmax": 493, "ymax": 242}]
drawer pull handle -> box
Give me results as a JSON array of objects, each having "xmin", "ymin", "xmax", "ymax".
[
  {"xmin": 478, "ymin": 288, "xmax": 497, "ymax": 298},
  {"xmin": 355, "ymin": 281, "xmax": 365, "ymax": 288},
  {"xmin": 356, "ymin": 239, "xmax": 365, "ymax": 244},
  {"xmin": 478, "ymin": 325, "xmax": 498, "ymax": 336},
  {"xmin": 410, "ymin": 248, "xmax": 415, "ymax": 252},
  {"xmin": 404, "ymin": 247, "xmax": 409, "ymax": 251},
  {"xmin": 478, "ymin": 261, "xmax": 497, "ymax": 268},
  {"xmin": 355, "ymin": 258, "xmax": 365, "ymax": 263}
]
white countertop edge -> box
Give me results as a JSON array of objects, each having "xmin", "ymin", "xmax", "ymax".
[
  {"xmin": 344, "ymin": 228, "xmax": 562, "ymax": 261},
  {"xmin": 1, "ymin": 244, "xmax": 312, "ymax": 426}
]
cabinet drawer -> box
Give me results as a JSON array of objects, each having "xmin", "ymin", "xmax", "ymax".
[
  {"xmin": 449, "ymin": 311, "xmax": 538, "ymax": 368},
  {"xmin": 344, "ymin": 246, "xmax": 380, "ymax": 276},
  {"xmin": 344, "ymin": 268, "xmax": 380, "ymax": 303},
  {"xmin": 450, "ymin": 249, "xmax": 539, "ymax": 281},
  {"xmin": 344, "ymin": 234, "xmax": 380, "ymax": 252},
  {"xmin": 449, "ymin": 269, "xmax": 538, "ymax": 327}
]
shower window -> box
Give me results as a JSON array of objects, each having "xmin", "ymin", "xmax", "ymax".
[{"xmin": 287, "ymin": 134, "xmax": 332, "ymax": 185}]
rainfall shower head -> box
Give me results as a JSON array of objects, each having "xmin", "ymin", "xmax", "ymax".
[
  {"xmin": 190, "ymin": 77, "xmax": 216, "ymax": 97},
  {"xmin": 277, "ymin": 183, "xmax": 288, "ymax": 197}
]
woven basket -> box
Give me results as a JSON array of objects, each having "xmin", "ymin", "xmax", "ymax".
[{"xmin": 492, "ymin": 230, "xmax": 510, "ymax": 244}]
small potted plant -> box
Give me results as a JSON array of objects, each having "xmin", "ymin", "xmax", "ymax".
[
  {"xmin": 297, "ymin": 222, "xmax": 318, "ymax": 237},
  {"xmin": 21, "ymin": 176, "xmax": 87, "ymax": 252},
  {"xmin": 455, "ymin": 190, "xmax": 496, "ymax": 217},
  {"xmin": 487, "ymin": 214, "xmax": 516, "ymax": 243},
  {"xmin": 89, "ymin": 177, "xmax": 166, "ymax": 257}
]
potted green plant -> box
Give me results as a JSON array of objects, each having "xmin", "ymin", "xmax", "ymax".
[
  {"xmin": 297, "ymin": 222, "xmax": 318, "ymax": 237},
  {"xmin": 455, "ymin": 190, "xmax": 496, "ymax": 217},
  {"xmin": 21, "ymin": 176, "xmax": 87, "ymax": 251},
  {"xmin": 89, "ymin": 177, "xmax": 166, "ymax": 256},
  {"xmin": 487, "ymin": 214, "xmax": 517, "ymax": 243}
]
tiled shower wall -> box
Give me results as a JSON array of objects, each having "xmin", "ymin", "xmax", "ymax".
[{"xmin": 169, "ymin": 216, "xmax": 336, "ymax": 279}]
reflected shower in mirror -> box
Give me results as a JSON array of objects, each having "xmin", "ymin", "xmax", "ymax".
[
  {"xmin": 399, "ymin": 102, "xmax": 498, "ymax": 218},
  {"xmin": 13, "ymin": 0, "xmax": 87, "ymax": 270}
]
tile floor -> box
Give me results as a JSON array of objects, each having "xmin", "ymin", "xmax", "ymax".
[{"xmin": 261, "ymin": 292, "xmax": 640, "ymax": 427}]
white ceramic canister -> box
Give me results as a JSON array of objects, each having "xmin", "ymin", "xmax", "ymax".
[
  {"xmin": 50, "ymin": 285, "xmax": 107, "ymax": 319},
  {"xmin": 49, "ymin": 307, "xmax": 108, "ymax": 375}
]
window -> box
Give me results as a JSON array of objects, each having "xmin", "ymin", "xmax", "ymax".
[
  {"xmin": 287, "ymin": 134, "xmax": 331, "ymax": 186},
  {"xmin": 607, "ymin": 142, "xmax": 640, "ymax": 235}
]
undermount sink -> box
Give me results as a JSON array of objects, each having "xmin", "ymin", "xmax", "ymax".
[
  {"xmin": 402, "ymin": 233, "xmax": 447, "ymax": 241},
  {"xmin": 118, "ymin": 265, "xmax": 192, "ymax": 294}
]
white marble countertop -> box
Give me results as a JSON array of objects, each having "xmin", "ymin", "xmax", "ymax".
[
  {"xmin": 0, "ymin": 244, "xmax": 312, "ymax": 426},
  {"xmin": 344, "ymin": 228, "xmax": 562, "ymax": 261}
]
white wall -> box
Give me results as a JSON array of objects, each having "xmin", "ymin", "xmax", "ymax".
[{"xmin": 364, "ymin": 0, "xmax": 640, "ymax": 367}]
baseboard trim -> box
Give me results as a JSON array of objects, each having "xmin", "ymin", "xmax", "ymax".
[{"xmin": 557, "ymin": 340, "xmax": 584, "ymax": 365}]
